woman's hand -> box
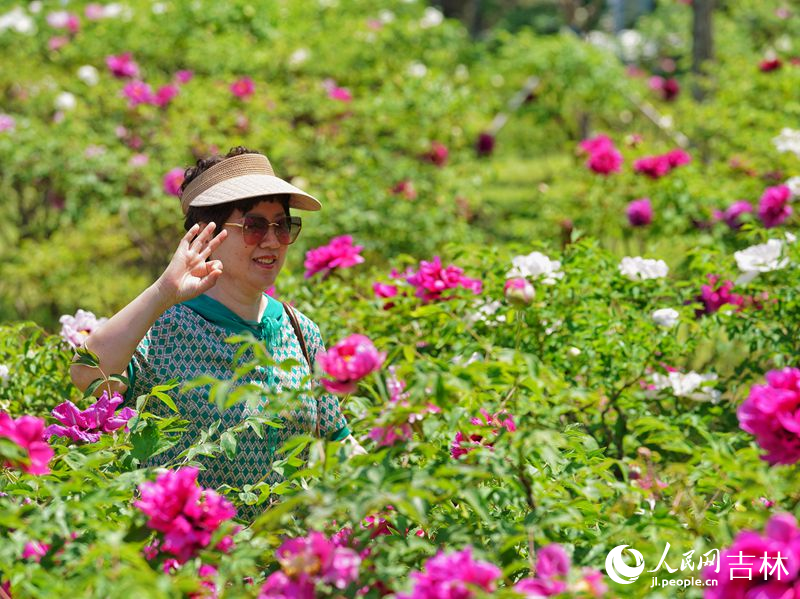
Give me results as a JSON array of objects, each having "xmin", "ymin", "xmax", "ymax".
[{"xmin": 154, "ymin": 222, "xmax": 228, "ymax": 307}]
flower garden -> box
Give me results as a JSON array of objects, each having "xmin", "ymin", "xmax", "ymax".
[{"xmin": 2, "ymin": 0, "xmax": 800, "ymax": 597}]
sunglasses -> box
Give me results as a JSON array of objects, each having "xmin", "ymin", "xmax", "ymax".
[{"xmin": 224, "ymin": 215, "xmax": 302, "ymax": 246}]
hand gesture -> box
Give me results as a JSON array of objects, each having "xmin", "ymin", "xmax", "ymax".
[{"xmin": 155, "ymin": 223, "xmax": 228, "ymax": 306}]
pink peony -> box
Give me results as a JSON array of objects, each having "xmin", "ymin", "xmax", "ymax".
[
  {"xmin": 648, "ymin": 76, "xmax": 680, "ymax": 101},
  {"xmin": 0, "ymin": 412, "xmax": 54, "ymax": 475},
  {"xmin": 368, "ymin": 423, "xmax": 413, "ymax": 446},
  {"xmin": 175, "ymin": 70, "xmax": 194, "ymax": 84},
  {"xmin": 271, "ymin": 531, "xmax": 361, "ymax": 592},
  {"xmin": 163, "ymin": 167, "xmax": 185, "ymax": 197},
  {"xmin": 397, "ymin": 547, "xmax": 501, "ymax": 599},
  {"xmin": 391, "ymin": 180, "xmax": 417, "ymax": 200},
  {"xmin": 738, "ymin": 368, "xmax": 800, "ymax": 465},
  {"xmin": 758, "ymin": 185, "xmax": 792, "ymax": 228},
  {"xmin": 633, "ymin": 155, "xmax": 671, "ymax": 179},
  {"xmin": 303, "ymin": 235, "xmax": 365, "ymax": 279},
  {"xmin": 578, "ymin": 135, "xmax": 614, "ymax": 155},
  {"xmin": 317, "ymin": 334, "xmax": 386, "ymax": 394},
  {"xmin": 259, "ymin": 571, "xmax": 315, "ymax": 598},
  {"xmin": 405, "ymin": 256, "xmax": 482, "ymax": 303},
  {"xmin": 451, "ymin": 409, "xmax": 516, "ymax": 459},
  {"xmin": 704, "ymin": 513, "xmax": 800, "ymax": 598},
  {"xmin": 48, "ymin": 36, "xmax": 70, "ymax": 51},
  {"xmin": 84, "ymin": 4, "xmax": 105, "ymax": 20},
  {"xmin": 665, "ymin": 148, "xmax": 691, "ymax": 167},
  {"xmin": 626, "ymin": 198, "xmax": 653, "ymax": 227},
  {"xmin": 0, "ymin": 114, "xmax": 15, "ymax": 133},
  {"xmin": 695, "ymin": 274, "xmax": 744, "ymax": 316},
  {"xmin": 504, "ymin": 277, "xmax": 535, "ymax": 306},
  {"xmin": 46, "ymin": 11, "xmax": 80, "ymax": 33},
  {"xmin": 122, "ymin": 80, "xmax": 155, "ymax": 108},
  {"xmin": 230, "ymin": 77, "xmax": 255, "ymax": 99},
  {"xmin": 153, "ymin": 84, "xmax": 179, "ymax": 108},
  {"xmin": 129, "ymin": 153, "xmax": 149, "ymax": 168},
  {"xmin": 106, "ymin": 53, "xmax": 140, "ymax": 79},
  {"xmin": 22, "ymin": 541, "xmax": 51, "ymax": 562},
  {"xmin": 44, "ymin": 391, "xmax": 136, "ymax": 443},
  {"xmin": 760, "ymin": 58, "xmax": 783, "ymax": 72},
  {"xmin": 328, "ymin": 86, "xmax": 352, "ymax": 102},
  {"xmin": 586, "ymin": 145, "xmax": 623, "ymax": 175},
  {"xmin": 59, "ymin": 309, "xmax": 108, "ymax": 348},
  {"xmin": 424, "ymin": 142, "xmax": 449, "ymax": 167},
  {"xmin": 135, "ymin": 467, "xmax": 236, "ymax": 564},
  {"xmin": 713, "ymin": 200, "xmax": 753, "ymax": 230}
]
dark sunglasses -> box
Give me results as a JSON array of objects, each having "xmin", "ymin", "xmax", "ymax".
[{"xmin": 224, "ymin": 215, "xmax": 302, "ymax": 246}]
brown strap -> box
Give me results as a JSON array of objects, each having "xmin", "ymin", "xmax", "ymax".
[{"xmin": 282, "ymin": 301, "xmax": 320, "ymax": 436}]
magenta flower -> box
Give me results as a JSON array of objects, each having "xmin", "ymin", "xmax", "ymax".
[
  {"xmin": 633, "ymin": 155, "xmax": 671, "ymax": 179},
  {"xmin": 135, "ymin": 467, "xmax": 236, "ymax": 564},
  {"xmin": 163, "ymin": 167, "xmax": 185, "ymax": 197},
  {"xmin": 424, "ymin": 142, "xmax": 449, "ymax": 167},
  {"xmin": 106, "ymin": 52, "xmax": 140, "ymax": 79},
  {"xmin": 397, "ymin": 547, "xmax": 501, "ymax": 599},
  {"xmin": 665, "ymin": 148, "xmax": 691, "ymax": 167},
  {"xmin": 405, "ymin": 256, "xmax": 482, "ymax": 303},
  {"xmin": 760, "ymin": 58, "xmax": 782, "ymax": 72},
  {"xmin": 45, "ymin": 391, "xmax": 136, "ymax": 443},
  {"xmin": 368, "ymin": 423, "xmax": 413, "ymax": 446},
  {"xmin": 0, "ymin": 114, "xmax": 16, "ymax": 133},
  {"xmin": 648, "ymin": 76, "xmax": 680, "ymax": 101},
  {"xmin": 713, "ymin": 200, "xmax": 753, "ymax": 229},
  {"xmin": 317, "ymin": 334, "xmax": 386, "ymax": 394},
  {"xmin": 0, "ymin": 412, "xmax": 54, "ymax": 475},
  {"xmin": 695, "ymin": 274, "xmax": 744, "ymax": 316},
  {"xmin": 123, "ymin": 80, "xmax": 155, "ymax": 108},
  {"xmin": 46, "ymin": 11, "xmax": 80, "ymax": 33},
  {"xmin": 84, "ymin": 4, "xmax": 104, "ymax": 20},
  {"xmin": 59, "ymin": 309, "xmax": 108, "ymax": 348},
  {"xmin": 451, "ymin": 409, "xmax": 516, "ymax": 459},
  {"xmin": 175, "ymin": 70, "xmax": 194, "ymax": 84},
  {"xmin": 578, "ymin": 135, "xmax": 614, "ymax": 155},
  {"xmin": 475, "ymin": 132, "xmax": 496, "ymax": 157},
  {"xmin": 504, "ymin": 277, "xmax": 535, "ymax": 306},
  {"xmin": 626, "ymin": 198, "xmax": 653, "ymax": 227},
  {"xmin": 373, "ymin": 282, "xmax": 398, "ymax": 299},
  {"xmin": 738, "ymin": 368, "xmax": 800, "ymax": 465},
  {"xmin": 515, "ymin": 544, "xmax": 570, "ymax": 596},
  {"xmin": 579, "ymin": 135, "xmax": 623, "ymax": 175},
  {"xmin": 22, "ymin": 541, "xmax": 51, "ymax": 562},
  {"xmin": 704, "ymin": 513, "xmax": 800, "ymax": 598},
  {"xmin": 153, "ymin": 84, "xmax": 179, "ymax": 108},
  {"xmin": 230, "ymin": 76, "xmax": 255, "ymax": 99},
  {"xmin": 391, "ymin": 180, "xmax": 418, "ymax": 200},
  {"xmin": 48, "ymin": 36, "xmax": 69, "ymax": 51},
  {"xmin": 758, "ymin": 185, "xmax": 792, "ymax": 228},
  {"xmin": 259, "ymin": 571, "xmax": 315, "ymax": 598},
  {"xmin": 327, "ymin": 86, "xmax": 352, "ymax": 102},
  {"xmin": 272, "ymin": 531, "xmax": 361, "ymax": 591},
  {"xmin": 303, "ymin": 235, "xmax": 365, "ymax": 279}
]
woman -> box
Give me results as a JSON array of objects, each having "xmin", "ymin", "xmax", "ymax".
[{"xmin": 70, "ymin": 146, "xmax": 359, "ymax": 520}]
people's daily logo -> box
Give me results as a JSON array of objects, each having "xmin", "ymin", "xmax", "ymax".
[{"xmin": 605, "ymin": 545, "xmax": 645, "ymax": 584}]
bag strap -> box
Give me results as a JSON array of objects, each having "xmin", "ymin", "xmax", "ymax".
[{"xmin": 282, "ymin": 301, "xmax": 320, "ymax": 436}]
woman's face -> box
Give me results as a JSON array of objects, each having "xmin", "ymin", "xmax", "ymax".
[{"xmin": 210, "ymin": 199, "xmax": 289, "ymax": 294}]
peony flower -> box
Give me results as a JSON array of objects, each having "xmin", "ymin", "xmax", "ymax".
[
  {"xmin": 106, "ymin": 52, "xmax": 139, "ymax": 79},
  {"xmin": 54, "ymin": 92, "xmax": 76, "ymax": 111},
  {"xmin": 44, "ymin": 391, "xmax": 136, "ymax": 443},
  {"xmin": 230, "ymin": 76, "xmax": 255, "ymax": 99},
  {"xmin": 59, "ymin": 308, "xmax": 108, "ymax": 348},
  {"xmin": 695, "ymin": 274, "xmax": 744, "ymax": 316},
  {"xmin": 135, "ymin": 467, "xmax": 236, "ymax": 564},
  {"xmin": 618, "ymin": 256, "xmax": 669, "ymax": 280},
  {"xmin": 163, "ymin": 167, "xmax": 185, "ymax": 197},
  {"xmin": 760, "ymin": 58, "xmax": 782, "ymax": 72},
  {"xmin": 22, "ymin": 541, "xmax": 51, "ymax": 562},
  {"xmin": 424, "ymin": 142, "xmax": 448, "ymax": 167},
  {"xmin": 758, "ymin": 185, "xmax": 792, "ymax": 228},
  {"xmin": 649, "ymin": 76, "xmax": 680, "ymax": 101},
  {"xmin": 504, "ymin": 278, "xmax": 535, "ymax": 306},
  {"xmin": 713, "ymin": 200, "xmax": 753, "ymax": 230},
  {"xmin": 578, "ymin": 135, "xmax": 614, "ymax": 155},
  {"xmin": 48, "ymin": 35, "xmax": 69, "ymax": 51},
  {"xmin": 475, "ymin": 132, "xmax": 495, "ymax": 157},
  {"xmin": 398, "ymin": 547, "xmax": 500, "ymax": 599},
  {"xmin": 323, "ymin": 79, "xmax": 352, "ymax": 102},
  {"xmin": 652, "ymin": 308, "xmax": 679, "ymax": 328},
  {"xmin": 0, "ymin": 412, "xmax": 53, "ymax": 475},
  {"xmin": 175, "ymin": 70, "xmax": 194, "ymax": 84},
  {"xmin": 0, "ymin": 114, "xmax": 15, "ymax": 133},
  {"xmin": 122, "ymin": 80, "xmax": 154, "ymax": 108},
  {"xmin": 419, "ymin": 6, "xmax": 444, "ymax": 28},
  {"xmin": 270, "ymin": 531, "xmax": 360, "ymax": 592},
  {"xmin": 650, "ymin": 370, "xmax": 720, "ymax": 402},
  {"xmin": 0, "ymin": 7, "xmax": 35, "ymax": 34},
  {"xmin": 405, "ymin": 256, "xmax": 482, "ymax": 302},
  {"xmin": 704, "ymin": 513, "xmax": 800, "ymax": 597},
  {"xmin": 391, "ymin": 179, "xmax": 417, "ymax": 200},
  {"xmin": 665, "ymin": 148, "xmax": 691, "ymax": 167},
  {"xmin": 153, "ymin": 84, "xmax": 179, "ymax": 108},
  {"xmin": 773, "ymin": 129, "xmax": 800, "ymax": 158},
  {"xmin": 317, "ymin": 334, "xmax": 386, "ymax": 394},
  {"xmin": 738, "ymin": 368, "xmax": 800, "ymax": 465},
  {"xmin": 734, "ymin": 239, "xmax": 790, "ymax": 285},
  {"xmin": 633, "ymin": 155, "xmax": 671, "ymax": 179},
  {"xmin": 304, "ymin": 235, "xmax": 364, "ymax": 279},
  {"xmin": 259, "ymin": 571, "xmax": 315, "ymax": 598},
  {"xmin": 77, "ymin": 65, "xmax": 99, "ymax": 86},
  {"xmin": 451, "ymin": 409, "xmax": 515, "ymax": 459},
  {"xmin": 626, "ymin": 198, "xmax": 653, "ymax": 226},
  {"xmin": 586, "ymin": 145, "xmax": 623, "ymax": 175},
  {"xmin": 46, "ymin": 11, "xmax": 79, "ymax": 33},
  {"xmin": 507, "ymin": 251, "xmax": 563, "ymax": 284},
  {"xmin": 0, "ymin": 365, "xmax": 9, "ymax": 381},
  {"xmin": 129, "ymin": 153, "xmax": 149, "ymax": 168}
]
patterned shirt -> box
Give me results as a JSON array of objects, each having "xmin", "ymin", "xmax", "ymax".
[{"xmin": 123, "ymin": 292, "xmax": 349, "ymax": 520}]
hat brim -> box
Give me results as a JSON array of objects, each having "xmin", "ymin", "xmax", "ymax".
[{"xmin": 187, "ymin": 174, "xmax": 322, "ymax": 211}]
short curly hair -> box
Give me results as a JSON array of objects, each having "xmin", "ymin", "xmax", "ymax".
[{"xmin": 180, "ymin": 146, "xmax": 290, "ymax": 236}]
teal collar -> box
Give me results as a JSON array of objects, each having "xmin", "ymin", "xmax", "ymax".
[{"xmin": 181, "ymin": 293, "xmax": 284, "ymax": 347}]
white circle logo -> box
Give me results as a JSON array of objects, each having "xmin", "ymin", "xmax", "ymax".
[{"xmin": 605, "ymin": 545, "xmax": 645, "ymax": 584}]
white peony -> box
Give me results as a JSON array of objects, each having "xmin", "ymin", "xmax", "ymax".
[
  {"xmin": 652, "ymin": 308, "xmax": 680, "ymax": 328},
  {"xmin": 77, "ymin": 65, "xmax": 99, "ymax": 86},
  {"xmin": 0, "ymin": 364, "xmax": 8, "ymax": 382},
  {"xmin": 407, "ymin": 62, "xmax": 427, "ymax": 78},
  {"xmin": 54, "ymin": 91, "xmax": 77, "ymax": 111},
  {"xmin": 734, "ymin": 239, "xmax": 790, "ymax": 284},
  {"xmin": 289, "ymin": 48, "xmax": 310, "ymax": 67},
  {"xmin": 419, "ymin": 7, "xmax": 443, "ymax": 28},
  {"xmin": 785, "ymin": 176, "xmax": 800, "ymax": 199},
  {"xmin": 773, "ymin": 128, "xmax": 800, "ymax": 158},
  {"xmin": 378, "ymin": 9, "xmax": 395, "ymax": 23},
  {"xmin": 651, "ymin": 371, "xmax": 720, "ymax": 402},
  {"xmin": 0, "ymin": 7, "xmax": 35, "ymax": 33},
  {"xmin": 465, "ymin": 300, "xmax": 506, "ymax": 326},
  {"xmin": 507, "ymin": 251, "xmax": 564, "ymax": 284},
  {"xmin": 618, "ymin": 256, "xmax": 669, "ymax": 280}
]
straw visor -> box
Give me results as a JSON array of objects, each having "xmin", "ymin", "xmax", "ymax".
[{"xmin": 179, "ymin": 153, "xmax": 322, "ymax": 215}]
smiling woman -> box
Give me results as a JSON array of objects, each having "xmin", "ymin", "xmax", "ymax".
[{"xmin": 68, "ymin": 146, "xmax": 359, "ymax": 520}]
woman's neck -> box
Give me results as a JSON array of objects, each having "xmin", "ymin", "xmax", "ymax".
[{"xmin": 203, "ymin": 284, "xmax": 266, "ymax": 322}]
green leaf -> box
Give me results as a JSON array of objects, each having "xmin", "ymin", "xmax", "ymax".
[
  {"xmin": 221, "ymin": 431, "xmax": 237, "ymax": 459},
  {"xmin": 150, "ymin": 391, "xmax": 178, "ymax": 413}
]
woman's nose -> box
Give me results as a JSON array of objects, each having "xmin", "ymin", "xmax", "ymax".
[{"xmin": 258, "ymin": 225, "xmax": 281, "ymax": 248}]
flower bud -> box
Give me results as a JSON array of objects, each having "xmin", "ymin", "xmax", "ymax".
[{"xmin": 503, "ymin": 278, "xmax": 535, "ymax": 306}]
